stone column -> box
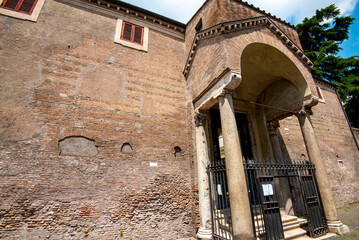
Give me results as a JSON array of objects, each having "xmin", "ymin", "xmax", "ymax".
[
  {"xmin": 267, "ymin": 121, "xmax": 284, "ymax": 162},
  {"xmin": 296, "ymin": 105, "xmax": 350, "ymax": 234},
  {"xmin": 218, "ymin": 90, "xmax": 254, "ymax": 240},
  {"xmin": 195, "ymin": 112, "xmax": 212, "ymax": 239},
  {"xmin": 267, "ymin": 120, "xmax": 293, "ymax": 215}
]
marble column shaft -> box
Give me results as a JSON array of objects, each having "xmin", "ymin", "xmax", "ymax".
[
  {"xmin": 297, "ymin": 108, "xmax": 350, "ymax": 234},
  {"xmin": 195, "ymin": 113, "xmax": 212, "ymax": 239},
  {"xmin": 218, "ymin": 91, "xmax": 254, "ymax": 240},
  {"xmin": 297, "ymin": 109, "xmax": 339, "ymax": 222}
]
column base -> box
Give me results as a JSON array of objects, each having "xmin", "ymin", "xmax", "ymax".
[
  {"xmin": 328, "ymin": 220, "xmax": 350, "ymax": 235},
  {"xmin": 197, "ymin": 227, "xmax": 212, "ymax": 239}
]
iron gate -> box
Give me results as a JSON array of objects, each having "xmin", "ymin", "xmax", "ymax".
[
  {"xmin": 207, "ymin": 159, "xmax": 233, "ymax": 240},
  {"xmin": 244, "ymin": 160, "xmax": 328, "ymax": 239},
  {"xmin": 208, "ymin": 159, "xmax": 328, "ymax": 240},
  {"xmin": 244, "ymin": 163, "xmax": 284, "ymax": 240}
]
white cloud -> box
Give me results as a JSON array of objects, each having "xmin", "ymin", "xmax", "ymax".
[{"xmin": 120, "ymin": 0, "xmax": 358, "ymax": 24}]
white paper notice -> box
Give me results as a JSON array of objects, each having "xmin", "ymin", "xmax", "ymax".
[
  {"xmin": 262, "ymin": 184, "xmax": 273, "ymax": 196},
  {"xmin": 217, "ymin": 184, "xmax": 223, "ymax": 195}
]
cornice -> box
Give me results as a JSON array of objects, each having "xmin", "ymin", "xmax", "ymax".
[
  {"xmin": 183, "ymin": 16, "xmax": 313, "ymax": 78},
  {"xmin": 187, "ymin": 0, "xmax": 296, "ymax": 30},
  {"xmin": 313, "ymin": 78, "xmax": 337, "ymax": 90},
  {"xmin": 57, "ymin": 0, "xmax": 185, "ymax": 39},
  {"xmin": 233, "ymin": 0, "xmax": 295, "ymax": 29}
]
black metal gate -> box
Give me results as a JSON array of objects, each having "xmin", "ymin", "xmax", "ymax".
[
  {"xmin": 244, "ymin": 160, "xmax": 328, "ymax": 239},
  {"xmin": 244, "ymin": 164, "xmax": 284, "ymax": 240},
  {"xmin": 301, "ymin": 174, "xmax": 328, "ymax": 237},
  {"xmin": 207, "ymin": 109, "xmax": 327, "ymax": 239},
  {"xmin": 207, "ymin": 159, "xmax": 233, "ymax": 240}
]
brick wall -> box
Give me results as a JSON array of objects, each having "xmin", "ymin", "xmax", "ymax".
[{"xmin": 0, "ymin": 0, "xmax": 195, "ymax": 239}]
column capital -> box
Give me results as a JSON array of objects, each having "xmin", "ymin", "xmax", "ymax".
[
  {"xmin": 194, "ymin": 69, "xmax": 241, "ymax": 111},
  {"xmin": 217, "ymin": 88, "xmax": 235, "ymax": 98},
  {"xmin": 296, "ymin": 96, "xmax": 319, "ymax": 117},
  {"xmin": 296, "ymin": 105, "xmax": 313, "ymax": 117},
  {"xmin": 222, "ymin": 70, "xmax": 242, "ymax": 90},
  {"xmin": 195, "ymin": 111, "xmax": 207, "ymax": 127},
  {"xmin": 213, "ymin": 70, "xmax": 241, "ymax": 100},
  {"xmin": 267, "ymin": 120, "xmax": 280, "ymax": 135}
]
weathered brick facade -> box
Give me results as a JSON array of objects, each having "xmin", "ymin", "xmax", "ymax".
[
  {"xmin": 0, "ymin": 0, "xmax": 358, "ymax": 239},
  {"xmin": 0, "ymin": 0, "xmax": 193, "ymax": 239}
]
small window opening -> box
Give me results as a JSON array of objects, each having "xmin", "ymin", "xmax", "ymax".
[
  {"xmin": 195, "ymin": 19, "xmax": 203, "ymax": 32},
  {"xmin": 121, "ymin": 21, "xmax": 144, "ymax": 46},
  {"xmin": 1, "ymin": 0, "xmax": 38, "ymax": 14},
  {"xmin": 121, "ymin": 143, "xmax": 133, "ymax": 154},
  {"xmin": 174, "ymin": 146, "xmax": 182, "ymax": 157}
]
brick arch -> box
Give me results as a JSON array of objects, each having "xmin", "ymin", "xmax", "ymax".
[{"xmin": 227, "ymin": 28, "xmax": 317, "ymax": 97}]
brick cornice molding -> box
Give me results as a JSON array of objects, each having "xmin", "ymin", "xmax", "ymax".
[
  {"xmin": 57, "ymin": 0, "xmax": 185, "ymax": 37},
  {"xmin": 183, "ymin": 16, "xmax": 313, "ymax": 78},
  {"xmin": 314, "ymin": 78, "xmax": 337, "ymax": 90}
]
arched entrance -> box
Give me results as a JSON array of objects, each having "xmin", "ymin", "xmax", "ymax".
[{"xmin": 205, "ymin": 43, "xmax": 328, "ymax": 239}]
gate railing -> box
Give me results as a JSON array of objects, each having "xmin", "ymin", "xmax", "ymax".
[
  {"xmin": 244, "ymin": 160, "xmax": 328, "ymax": 239},
  {"xmin": 208, "ymin": 159, "xmax": 328, "ymax": 240},
  {"xmin": 207, "ymin": 159, "xmax": 233, "ymax": 240}
]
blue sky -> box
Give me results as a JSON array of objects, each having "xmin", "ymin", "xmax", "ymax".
[{"xmin": 121, "ymin": 0, "xmax": 359, "ymax": 58}]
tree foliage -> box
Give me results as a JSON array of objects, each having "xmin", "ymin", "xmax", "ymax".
[{"xmin": 296, "ymin": 4, "xmax": 359, "ymax": 127}]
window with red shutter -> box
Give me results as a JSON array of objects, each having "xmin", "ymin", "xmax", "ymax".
[
  {"xmin": 1, "ymin": 0, "xmax": 38, "ymax": 14},
  {"xmin": 121, "ymin": 21, "xmax": 144, "ymax": 46},
  {"xmin": 133, "ymin": 26, "xmax": 143, "ymax": 45}
]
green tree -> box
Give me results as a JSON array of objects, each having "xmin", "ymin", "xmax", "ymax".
[{"xmin": 296, "ymin": 4, "xmax": 359, "ymax": 127}]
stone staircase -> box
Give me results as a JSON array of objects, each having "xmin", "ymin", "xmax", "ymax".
[
  {"xmin": 281, "ymin": 213, "xmax": 308, "ymax": 239},
  {"xmin": 253, "ymin": 210, "xmax": 308, "ymax": 240},
  {"xmin": 215, "ymin": 209, "xmax": 335, "ymax": 240}
]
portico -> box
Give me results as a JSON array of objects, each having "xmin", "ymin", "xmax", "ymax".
[{"xmin": 192, "ymin": 44, "xmax": 349, "ymax": 239}]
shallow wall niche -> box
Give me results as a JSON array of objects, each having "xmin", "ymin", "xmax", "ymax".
[
  {"xmin": 174, "ymin": 146, "xmax": 182, "ymax": 157},
  {"xmin": 59, "ymin": 136, "xmax": 98, "ymax": 157},
  {"xmin": 121, "ymin": 143, "xmax": 133, "ymax": 154}
]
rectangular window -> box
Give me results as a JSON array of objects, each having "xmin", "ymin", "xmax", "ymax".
[
  {"xmin": 121, "ymin": 21, "xmax": 144, "ymax": 46},
  {"xmin": 1, "ymin": 0, "xmax": 38, "ymax": 15},
  {"xmin": 115, "ymin": 19, "xmax": 149, "ymax": 51}
]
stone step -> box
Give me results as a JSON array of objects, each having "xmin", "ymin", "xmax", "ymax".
[
  {"xmin": 253, "ymin": 212, "xmax": 310, "ymax": 240},
  {"xmin": 284, "ymin": 228, "xmax": 308, "ymax": 240},
  {"xmin": 254, "ymin": 214, "xmax": 300, "ymax": 230}
]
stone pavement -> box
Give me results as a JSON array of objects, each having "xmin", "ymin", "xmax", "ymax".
[{"xmin": 329, "ymin": 202, "xmax": 359, "ymax": 239}]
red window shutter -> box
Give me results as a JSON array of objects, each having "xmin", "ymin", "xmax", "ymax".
[
  {"xmin": 120, "ymin": 21, "xmax": 144, "ymax": 46},
  {"xmin": 133, "ymin": 26, "xmax": 143, "ymax": 45},
  {"xmin": 1, "ymin": 0, "xmax": 21, "ymax": 10},
  {"xmin": 122, "ymin": 22, "xmax": 132, "ymax": 41},
  {"xmin": 18, "ymin": 0, "xmax": 37, "ymax": 14},
  {"xmin": 1, "ymin": 0, "xmax": 37, "ymax": 14}
]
